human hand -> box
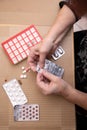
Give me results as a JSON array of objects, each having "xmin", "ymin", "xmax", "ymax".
[
  {"xmin": 28, "ymin": 38, "xmax": 57, "ymax": 71},
  {"xmin": 36, "ymin": 69, "xmax": 69, "ymax": 95},
  {"xmin": 27, "ymin": 44, "xmax": 40, "ymax": 72}
]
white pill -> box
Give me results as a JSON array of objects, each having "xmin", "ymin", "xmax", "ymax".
[
  {"xmin": 22, "ymin": 70, "xmax": 26, "ymax": 74},
  {"xmin": 23, "ymin": 75, "xmax": 27, "ymax": 78},
  {"xmin": 20, "ymin": 74, "xmax": 24, "ymax": 79},
  {"xmin": 21, "ymin": 66, "xmax": 25, "ymax": 70},
  {"xmin": 20, "ymin": 74, "xmax": 27, "ymax": 79}
]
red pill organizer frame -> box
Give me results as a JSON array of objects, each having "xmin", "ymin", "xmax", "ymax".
[{"xmin": 2, "ymin": 25, "xmax": 42, "ymax": 64}]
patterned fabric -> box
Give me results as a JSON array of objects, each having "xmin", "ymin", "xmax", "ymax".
[
  {"xmin": 74, "ymin": 31, "xmax": 87, "ymax": 91},
  {"xmin": 74, "ymin": 30, "xmax": 87, "ymax": 130}
]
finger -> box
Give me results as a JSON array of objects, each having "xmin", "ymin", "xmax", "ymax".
[
  {"xmin": 28, "ymin": 57, "xmax": 37, "ymax": 71},
  {"xmin": 36, "ymin": 73, "xmax": 48, "ymax": 88},
  {"xmin": 42, "ymin": 70, "xmax": 58, "ymax": 81},
  {"xmin": 39, "ymin": 53, "xmax": 47, "ymax": 68},
  {"xmin": 28, "ymin": 49, "xmax": 39, "ymax": 71},
  {"xmin": 37, "ymin": 73, "xmax": 57, "ymax": 95}
]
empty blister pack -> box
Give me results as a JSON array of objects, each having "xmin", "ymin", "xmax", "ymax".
[
  {"xmin": 52, "ymin": 46, "xmax": 65, "ymax": 60},
  {"xmin": 14, "ymin": 104, "xmax": 39, "ymax": 121},
  {"xmin": 36, "ymin": 59, "xmax": 64, "ymax": 78},
  {"xmin": 2, "ymin": 79, "xmax": 28, "ymax": 106}
]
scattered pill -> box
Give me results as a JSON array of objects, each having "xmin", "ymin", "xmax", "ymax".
[
  {"xmin": 23, "ymin": 75, "xmax": 27, "ymax": 78},
  {"xmin": 20, "ymin": 75, "xmax": 24, "ymax": 79},
  {"xmin": 22, "ymin": 70, "xmax": 26, "ymax": 74},
  {"xmin": 21, "ymin": 66, "xmax": 25, "ymax": 70},
  {"xmin": 20, "ymin": 74, "xmax": 27, "ymax": 79}
]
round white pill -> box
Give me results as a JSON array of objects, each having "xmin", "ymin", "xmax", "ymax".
[
  {"xmin": 23, "ymin": 74, "xmax": 27, "ymax": 78},
  {"xmin": 22, "ymin": 70, "xmax": 26, "ymax": 74},
  {"xmin": 20, "ymin": 74, "xmax": 24, "ymax": 79},
  {"xmin": 21, "ymin": 66, "xmax": 25, "ymax": 70},
  {"xmin": 20, "ymin": 74, "xmax": 27, "ymax": 79}
]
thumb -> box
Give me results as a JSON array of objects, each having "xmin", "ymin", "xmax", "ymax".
[{"xmin": 42, "ymin": 70, "xmax": 57, "ymax": 81}]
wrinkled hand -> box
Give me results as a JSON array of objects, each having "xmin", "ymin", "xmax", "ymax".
[
  {"xmin": 27, "ymin": 44, "xmax": 40, "ymax": 72},
  {"xmin": 36, "ymin": 69, "xmax": 68, "ymax": 95},
  {"xmin": 27, "ymin": 38, "xmax": 58, "ymax": 71}
]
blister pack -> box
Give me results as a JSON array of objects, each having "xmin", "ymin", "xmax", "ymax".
[
  {"xmin": 52, "ymin": 46, "xmax": 65, "ymax": 60},
  {"xmin": 2, "ymin": 79, "xmax": 28, "ymax": 106},
  {"xmin": 14, "ymin": 104, "xmax": 39, "ymax": 121},
  {"xmin": 36, "ymin": 59, "xmax": 64, "ymax": 78}
]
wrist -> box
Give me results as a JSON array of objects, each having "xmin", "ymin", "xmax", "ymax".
[
  {"xmin": 43, "ymin": 32, "xmax": 57, "ymax": 44},
  {"xmin": 60, "ymin": 82, "xmax": 73, "ymax": 98}
]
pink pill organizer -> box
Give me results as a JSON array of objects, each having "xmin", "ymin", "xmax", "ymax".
[{"xmin": 1, "ymin": 25, "xmax": 42, "ymax": 64}]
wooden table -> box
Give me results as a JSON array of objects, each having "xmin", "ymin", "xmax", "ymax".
[{"xmin": 0, "ymin": 0, "xmax": 76, "ymax": 130}]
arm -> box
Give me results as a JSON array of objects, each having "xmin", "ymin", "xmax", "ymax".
[
  {"xmin": 61, "ymin": 82, "xmax": 87, "ymax": 110},
  {"xmin": 44, "ymin": 4, "xmax": 76, "ymax": 44},
  {"xmin": 38, "ymin": 4, "xmax": 76, "ymax": 67},
  {"xmin": 28, "ymin": 5, "xmax": 76, "ymax": 70}
]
